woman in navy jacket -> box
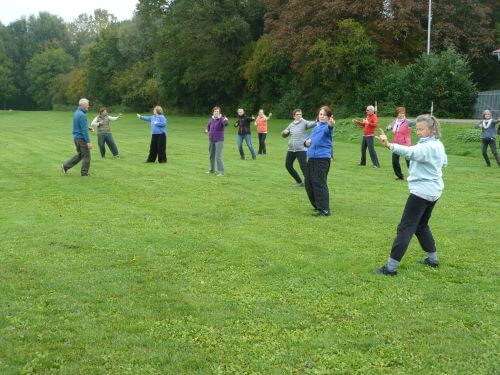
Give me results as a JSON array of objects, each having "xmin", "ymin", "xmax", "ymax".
[{"xmin": 304, "ymin": 106, "xmax": 335, "ymax": 216}]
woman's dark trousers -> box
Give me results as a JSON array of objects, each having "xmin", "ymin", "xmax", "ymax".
[
  {"xmin": 481, "ymin": 138, "xmax": 500, "ymax": 166},
  {"xmin": 147, "ymin": 134, "xmax": 167, "ymax": 163},
  {"xmin": 258, "ymin": 133, "xmax": 267, "ymax": 154},
  {"xmin": 304, "ymin": 158, "xmax": 331, "ymax": 211},
  {"xmin": 98, "ymin": 133, "xmax": 119, "ymax": 157},
  {"xmin": 392, "ymin": 153, "xmax": 410, "ymax": 179},
  {"xmin": 286, "ymin": 151, "xmax": 307, "ymax": 183},
  {"xmin": 390, "ymin": 194, "xmax": 438, "ymax": 262}
]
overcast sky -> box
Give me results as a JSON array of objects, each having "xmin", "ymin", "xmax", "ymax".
[{"xmin": 0, "ymin": 0, "xmax": 138, "ymax": 25}]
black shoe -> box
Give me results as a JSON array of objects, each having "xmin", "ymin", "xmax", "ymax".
[
  {"xmin": 312, "ymin": 210, "xmax": 330, "ymax": 217},
  {"xmin": 395, "ymin": 177, "xmax": 404, "ymax": 181},
  {"xmin": 373, "ymin": 265, "xmax": 397, "ymax": 276},
  {"xmin": 358, "ymin": 163, "xmax": 366, "ymax": 166},
  {"xmin": 419, "ymin": 258, "xmax": 439, "ymax": 268}
]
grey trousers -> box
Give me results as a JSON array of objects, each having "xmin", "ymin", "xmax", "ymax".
[
  {"xmin": 98, "ymin": 132, "xmax": 119, "ymax": 157},
  {"xmin": 209, "ymin": 141, "xmax": 224, "ymax": 174},
  {"xmin": 64, "ymin": 139, "xmax": 91, "ymax": 176}
]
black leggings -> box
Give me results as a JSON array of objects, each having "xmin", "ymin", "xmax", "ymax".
[
  {"xmin": 258, "ymin": 133, "xmax": 267, "ymax": 154},
  {"xmin": 285, "ymin": 151, "xmax": 307, "ymax": 183},
  {"xmin": 390, "ymin": 194, "xmax": 437, "ymax": 262}
]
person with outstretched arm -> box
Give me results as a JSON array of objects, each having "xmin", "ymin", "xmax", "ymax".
[{"xmin": 373, "ymin": 115, "xmax": 448, "ymax": 276}]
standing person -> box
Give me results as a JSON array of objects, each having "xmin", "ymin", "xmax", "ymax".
[
  {"xmin": 91, "ymin": 108, "xmax": 122, "ymax": 159},
  {"xmin": 475, "ymin": 110, "xmax": 500, "ymax": 167},
  {"xmin": 352, "ymin": 105, "xmax": 380, "ymax": 168},
  {"xmin": 234, "ymin": 108, "xmax": 256, "ymax": 160},
  {"xmin": 386, "ymin": 106, "xmax": 416, "ymax": 180},
  {"xmin": 61, "ymin": 98, "xmax": 93, "ymax": 176},
  {"xmin": 255, "ymin": 109, "xmax": 272, "ymax": 155},
  {"xmin": 137, "ymin": 106, "xmax": 167, "ymax": 163},
  {"xmin": 304, "ymin": 106, "xmax": 335, "ymax": 217},
  {"xmin": 205, "ymin": 106, "xmax": 229, "ymax": 176},
  {"xmin": 373, "ymin": 115, "xmax": 448, "ymax": 276},
  {"xmin": 281, "ymin": 109, "xmax": 316, "ymax": 187}
]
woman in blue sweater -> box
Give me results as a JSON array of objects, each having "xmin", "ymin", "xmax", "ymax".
[
  {"xmin": 304, "ymin": 106, "xmax": 335, "ymax": 217},
  {"xmin": 137, "ymin": 106, "xmax": 167, "ymax": 163}
]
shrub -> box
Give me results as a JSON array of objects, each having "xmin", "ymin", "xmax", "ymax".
[{"xmin": 456, "ymin": 129, "xmax": 481, "ymax": 143}]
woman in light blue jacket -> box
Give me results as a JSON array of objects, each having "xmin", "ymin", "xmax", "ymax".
[
  {"xmin": 137, "ymin": 105, "xmax": 167, "ymax": 163},
  {"xmin": 373, "ymin": 114, "xmax": 448, "ymax": 276}
]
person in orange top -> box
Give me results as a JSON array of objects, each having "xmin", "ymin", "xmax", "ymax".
[
  {"xmin": 255, "ymin": 109, "xmax": 272, "ymax": 155},
  {"xmin": 352, "ymin": 105, "xmax": 380, "ymax": 168}
]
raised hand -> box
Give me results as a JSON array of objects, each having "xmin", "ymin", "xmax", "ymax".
[{"xmin": 375, "ymin": 128, "xmax": 390, "ymax": 147}]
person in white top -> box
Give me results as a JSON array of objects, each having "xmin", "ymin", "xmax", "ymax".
[{"xmin": 91, "ymin": 107, "xmax": 122, "ymax": 158}]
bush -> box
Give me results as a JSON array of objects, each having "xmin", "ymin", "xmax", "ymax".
[{"xmin": 456, "ymin": 129, "xmax": 481, "ymax": 143}]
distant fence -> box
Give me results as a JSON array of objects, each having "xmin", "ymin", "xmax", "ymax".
[{"xmin": 473, "ymin": 90, "xmax": 500, "ymax": 118}]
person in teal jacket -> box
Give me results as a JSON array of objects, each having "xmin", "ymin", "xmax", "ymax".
[
  {"xmin": 373, "ymin": 114, "xmax": 448, "ymax": 276},
  {"xmin": 303, "ymin": 106, "xmax": 335, "ymax": 217},
  {"xmin": 61, "ymin": 98, "xmax": 93, "ymax": 176}
]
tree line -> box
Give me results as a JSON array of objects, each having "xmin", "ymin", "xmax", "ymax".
[{"xmin": 0, "ymin": 0, "xmax": 498, "ymax": 118}]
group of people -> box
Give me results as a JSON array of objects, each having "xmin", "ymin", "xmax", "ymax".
[{"xmin": 61, "ymin": 98, "xmax": 498, "ymax": 276}]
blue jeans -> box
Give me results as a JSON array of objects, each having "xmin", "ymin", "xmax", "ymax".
[{"xmin": 237, "ymin": 134, "xmax": 256, "ymax": 158}]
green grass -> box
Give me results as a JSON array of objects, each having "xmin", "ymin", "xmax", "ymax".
[{"xmin": 0, "ymin": 111, "xmax": 498, "ymax": 374}]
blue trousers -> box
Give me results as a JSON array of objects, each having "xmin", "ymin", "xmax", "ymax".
[{"xmin": 237, "ymin": 134, "xmax": 256, "ymax": 158}]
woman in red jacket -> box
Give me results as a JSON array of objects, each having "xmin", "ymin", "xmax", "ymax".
[
  {"xmin": 352, "ymin": 105, "xmax": 380, "ymax": 168},
  {"xmin": 386, "ymin": 106, "xmax": 415, "ymax": 180}
]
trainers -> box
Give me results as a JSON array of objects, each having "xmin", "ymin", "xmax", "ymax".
[
  {"xmin": 373, "ymin": 165, "xmax": 380, "ymax": 169},
  {"xmin": 114, "ymin": 155, "xmax": 120, "ymax": 159},
  {"xmin": 373, "ymin": 265, "xmax": 397, "ymax": 276},
  {"xmin": 312, "ymin": 210, "xmax": 330, "ymax": 217},
  {"xmin": 206, "ymin": 170, "xmax": 214, "ymax": 174},
  {"xmin": 291, "ymin": 182, "xmax": 304, "ymax": 188},
  {"xmin": 61, "ymin": 164, "xmax": 67, "ymax": 175},
  {"xmin": 217, "ymin": 173, "xmax": 225, "ymax": 177},
  {"xmin": 419, "ymin": 258, "xmax": 439, "ymax": 268}
]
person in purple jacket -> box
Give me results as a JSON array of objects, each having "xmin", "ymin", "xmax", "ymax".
[
  {"xmin": 136, "ymin": 106, "xmax": 167, "ymax": 163},
  {"xmin": 205, "ymin": 106, "xmax": 229, "ymax": 176}
]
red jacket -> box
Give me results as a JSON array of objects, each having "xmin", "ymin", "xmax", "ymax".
[
  {"xmin": 355, "ymin": 113, "xmax": 378, "ymax": 136},
  {"xmin": 389, "ymin": 118, "xmax": 412, "ymax": 146}
]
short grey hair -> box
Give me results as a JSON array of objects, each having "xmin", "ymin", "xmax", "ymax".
[
  {"xmin": 79, "ymin": 98, "xmax": 89, "ymax": 106},
  {"xmin": 483, "ymin": 109, "xmax": 492, "ymax": 117},
  {"xmin": 415, "ymin": 114, "xmax": 441, "ymax": 138},
  {"xmin": 366, "ymin": 105, "xmax": 375, "ymax": 112}
]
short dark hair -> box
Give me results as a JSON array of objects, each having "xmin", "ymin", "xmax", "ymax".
[{"xmin": 99, "ymin": 107, "xmax": 107, "ymax": 114}]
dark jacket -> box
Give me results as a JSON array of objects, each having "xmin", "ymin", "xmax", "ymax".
[{"xmin": 235, "ymin": 115, "xmax": 252, "ymax": 136}]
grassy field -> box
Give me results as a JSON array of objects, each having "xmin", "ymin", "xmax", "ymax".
[{"xmin": 0, "ymin": 110, "xmax": 498, "ymax": 374}]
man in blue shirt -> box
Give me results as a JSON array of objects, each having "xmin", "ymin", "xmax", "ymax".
[{"xmin": 61, "ymin": 98, "xmax": 93, "ymax": 176}]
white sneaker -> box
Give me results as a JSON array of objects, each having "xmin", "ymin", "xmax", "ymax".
[{"xmin": 217, "ymin": 173, "xmax": 225, "ymax": 177}]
